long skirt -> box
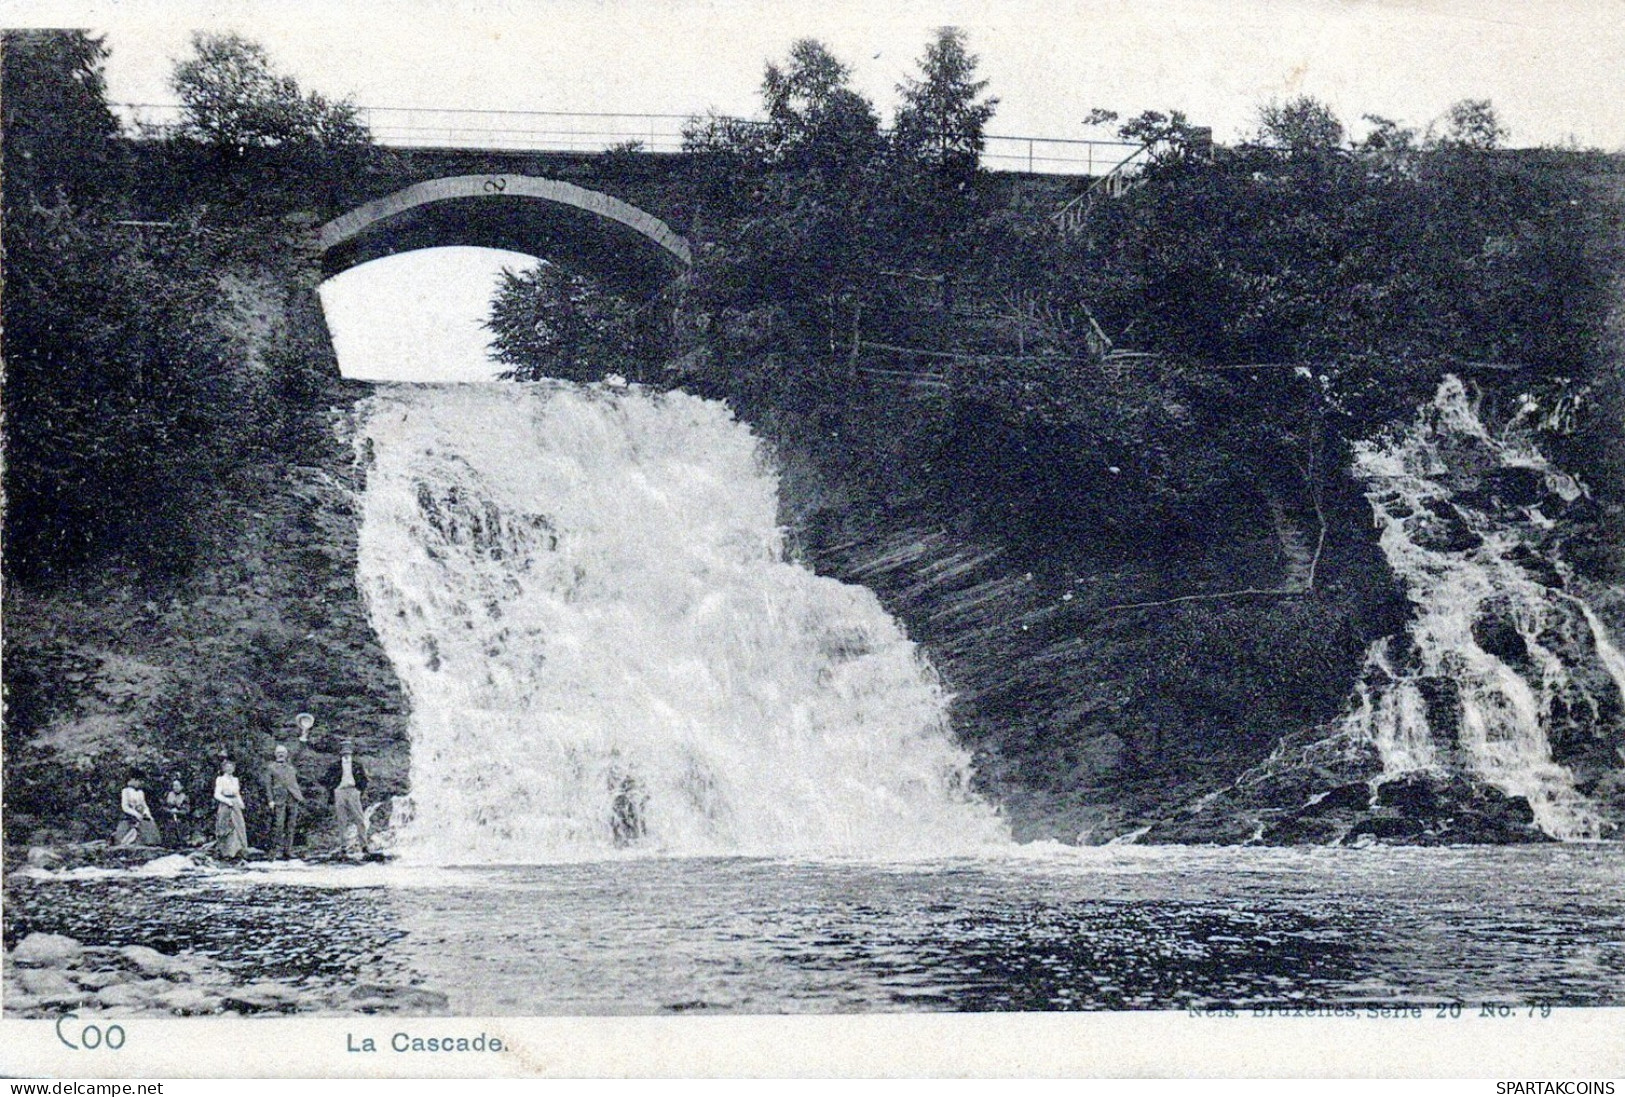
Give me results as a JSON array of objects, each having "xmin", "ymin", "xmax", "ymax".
[
  {"xmin": 163, "ymin": 811, "xmax": 190, "ymax": 848},
  {"xmin": 115, "ymin": 816, "xmax": 164, "ymax": 846},
  {"xmin": 215, "ymin": 803, "xmax": 248, "ymax": 859}
]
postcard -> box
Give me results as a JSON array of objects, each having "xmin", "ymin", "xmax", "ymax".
[{"xmin": 3, "ymin": 0, "xmax": 1623, "ymax": 1080}]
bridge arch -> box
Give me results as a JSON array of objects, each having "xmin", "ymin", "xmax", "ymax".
[{"xmin": 318, "ymin": 174, "xmax": 691, "ymax": 295}]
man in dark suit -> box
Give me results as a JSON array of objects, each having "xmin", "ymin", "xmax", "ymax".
[{"xmin": 322, "ymin": 739, "xmax": 370, "ymax": 858}]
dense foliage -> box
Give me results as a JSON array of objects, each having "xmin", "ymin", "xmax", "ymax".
[
  {"xmin": 170, "ymin": 32, "xmax": 369, "ymax": 151},
  {"xmin": 486, "ymin": 263, "xmax": 644, "ymax": 382},
  {"xmin": 2, "ymin": 31, "xmax": 360, "ymax": 583},
  {"xmin": 4, "ymin": 31, "xmax": 218, "ymax": 580},
  {"xmin": 1062, "ymin": 106, "xmax": 1603, "ymax": 431},
  {"xmin": 488, "ymin": 31, "xmax": 1009, "ymax": 385},
  {"xmin": 1, "ymin": 29, "xmax": 119, "ymax": 207}
]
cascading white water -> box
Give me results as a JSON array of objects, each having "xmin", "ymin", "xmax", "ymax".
[
  {"xmin": 355, "ymin": 380, "xmax": 1008, "ymax": 862},
  {"xmin": 1347, "ymin": 375, "xmax": 1625, "ymax": 839}
]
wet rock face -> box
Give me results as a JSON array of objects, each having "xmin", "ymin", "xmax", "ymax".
[
  {"xmin": 1471, "ymin": 613, "xmax": 1532, "ymax": 674},
  {"xmin": 1457, "ymin": 467, "xmax": 1549, "ymax": 513},
  {"xmin": 1306, "ymin": 782, "xmax": 1375, "ymax": 814},
  {"xmin": 1139, "ymin": 725, "xmax": 1388, "ymax": 845},
  {"xmin": 1374, "ymin": 773, "xmax": 1443, "ymax": 815},
  {"xmin": 1408, "ymin": 506, "xmax": 1482, "ymax": 553},
  {"xmin": 1414, "ymin": 677, "xmax": 1464, "ymax": 750},
  {"xmin": 1351, "ymin": 774, "xmax": 1547, "ymax": 845},
  {"xmin": 1134, "ymin": 718, "xmax": 1561, "ymax": 847}
]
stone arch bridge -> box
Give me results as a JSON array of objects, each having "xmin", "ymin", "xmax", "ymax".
[{"xmin": 318, "ymin": 168, "xmax": 691, "ymax": 296}]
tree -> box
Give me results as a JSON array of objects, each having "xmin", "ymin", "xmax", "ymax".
[
  {"xmin": 2, "ymin": 31, "xmax": 266, "ymax": 581},
  {"xmin": 1, "ymin": 30, "xmax": 119, "ymax": 208},
  {"xmin": 759, "ymin": 39, "xmax": 884, "ymax": 171},
  {"xmin": 1255, "ymin": 95, "xmax": 1345, "ymax": 154},
  {"xmin": 763, "ymin": 38, "xmax": 852, "ymax": 132},
  {"xmin": 892, "ymin": 26, "xmax": 999, "ymax": 177},
  {"xmin": 486, "ymin": 264, "xmax": 642, "ymax": 383},
  {"xmin": 1438, "ymin": 98, "xmax": 1507, "ymax": 150},
  {"xmin": 170, "ymin": 32, "xmax": 368, "ymax": 150}
]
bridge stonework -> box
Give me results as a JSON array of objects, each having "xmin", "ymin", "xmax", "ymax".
[
  {"xmin": 300, "ymin": 147, "xmax": 705, "ymax": 295},
  {"xmin": 320, "ymin": 172, "xmax": 691, "ymax": 275}
]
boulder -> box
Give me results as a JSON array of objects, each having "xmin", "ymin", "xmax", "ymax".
[
  {"xmin": 1259, "ymin": 815, "xmax": 1348, "ymax": 846},
  {"xmin": 344, "ymin": 983, "xmax": 451, "ymax": 1013},
  {"xmin": 1472, "ymin": 613, "xmax": 1531, "ymax": 672},
  {"xmin": 158, "ymin": 986, "xmax": 222, "ymax": 1016},
  {"xmin": 177, "ymin": 955, "xmax": 233, "ymax": 987},
  {"xmin": 1410, "ymin": 507, "xmax": 1481, "ymax": 553},
  {"xmin": 1302, "ymin": 782, "xmax": 1373, "ymax": 815},
  {"xmin": 96, "ymin": 980, "xmax": 164, "ymax": 1009},
  {"xmin": 1375, "ymin": 773, "xmax": 1444, "ymax": 816},
  {"xmin": 1479, "ymin": 467, "xmax": 1547, "ymax": 510},
  {"xmin": 71, "ymin": 969, "xmax": 127, "ymax": 991},
  {"xmin": 1475, "ymin": 785, "xmax": 1537, "ymax": 826},
  {"xmin": 1344, "ymin": 815, "xmax": 1426, "ymax": 843},
  {"xmin": 17, "ymin": 966, "xmax": 84, "ymax": 1004},
  {"xmin": 221, "ymin": 980, "xmax": 303, "ymax": 1013},
  {"xmin": 5, "ymin": 991, "xmax": 42, "ymax": 1015},
  {"xmin": 11, "ymin": 932, "xmax": 83, "ymax": 967},
  {"xmin": 119, "ymin": 945, "xmax": 175, "ymax": 976},
  {"xmin": 26, "ymin": 847, "xmax": 63, "ymax": 868}
]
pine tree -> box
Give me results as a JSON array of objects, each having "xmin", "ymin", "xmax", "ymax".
[{"xmin": 893, "ymin": 27, "xmax": 999, "ymax": 178}]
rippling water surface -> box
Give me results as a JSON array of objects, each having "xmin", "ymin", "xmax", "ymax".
[{"xmin": 7, "ymin": 845, "xmax": 1623, "ymax": 1013}]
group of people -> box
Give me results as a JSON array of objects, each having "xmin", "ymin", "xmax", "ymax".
[{"xmin": 115, "ymin": 727, "xmax": 373, "ymax": 862}]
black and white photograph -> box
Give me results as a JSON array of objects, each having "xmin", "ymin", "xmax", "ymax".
[{"xmin": 3, "ymin": 0, "xmax": 1624, "ymax": 1079}]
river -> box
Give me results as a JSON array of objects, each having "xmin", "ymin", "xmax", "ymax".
[{"xmin": 7, "ymin": 844, "xmax": 1623, "ymax": 1013}]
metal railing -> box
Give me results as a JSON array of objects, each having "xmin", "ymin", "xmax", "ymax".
[
  {"xmin": 1052, "ymin": 143, "xmax": 1153, "ymax": 234},
  {"xmin": 115, "ymin": 102, "xmax": 1142, "ymax": 176}
]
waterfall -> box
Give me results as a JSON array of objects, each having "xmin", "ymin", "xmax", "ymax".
[
  {"xmin": 354, "ymin": 380, "xmax": 1007, "ymax": 862},
  {"xmin": 1347, "ymin": 375, "xmax": 1624, "ymax": 839}
]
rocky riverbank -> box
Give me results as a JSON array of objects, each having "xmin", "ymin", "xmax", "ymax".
[
  {"xmin": 3, "ymin": 841, "xmax": 440, "ymax": 1018},
  {"xmin": 5, "ymin": 922, "xmax": 444, "ymax": 1019}
]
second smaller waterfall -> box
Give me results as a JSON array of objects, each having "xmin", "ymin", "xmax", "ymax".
[{"xmin": 1347, "ymin": 376, "xmax": 1625, "ymax": 839}]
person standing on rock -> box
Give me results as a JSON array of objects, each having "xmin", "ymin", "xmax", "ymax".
[
  {"xmin": 213, "ymin": 758, "xmax": 249, "ymax": 861},
  {"xmin": 323, "ymin": 740, "xmax": 370, "ymax": 859},
  {"xmin": 263, "ymin": 744, "xmax": 308, "ymax": 859},
  {"xmin": 116, "ymin": 774, "xmax": 163, "ymax": 846}
]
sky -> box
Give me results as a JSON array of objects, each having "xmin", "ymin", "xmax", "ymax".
[
  {"xmin": 13, "ymin": 0, "xmax": 1625, "ymax": 150},
  {"xmin": 318, "ymin": 248, "xmax": 535, "ymax": 382},
  {"xmin": 13, "ymin": 0, "xmax": 1625, "ymax": 381}
]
